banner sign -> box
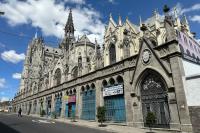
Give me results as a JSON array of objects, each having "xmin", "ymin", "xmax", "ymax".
[
  {"xmin": 68, "ymin": 95, "xmax": 76, "ymax": 103},
  {"xmin": 103, "ymin": 84, "xmax": 123, "ymax": 97},
  {"xmin": 177, "ymin": 30, "xmax": 200, "ymax": 64}
]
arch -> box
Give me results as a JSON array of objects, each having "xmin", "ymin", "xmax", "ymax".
[
  {"xmin": 66, "ymin": 91, "xmax": 69, "ymax": 95},
  {"xmin": 73, "ymin": 89, "xmax": 76, "ymax": 94},
  {"xmin": 72, "ymin": 66, "xmax": 78, "ymax": 79},
  {"xmin": 81, "ymin": 86, "xmax": 85, "ymax": 92},
  {"xmin": 102, "ymin": 80, "xmax": 108, "ymax": 87},
  {"xmin": 109, "ymin": 43, "xmax": 116, "ymax": 64},
  {"xmin": 91, "ymin": 83, "xmax": 95, "ymax": 89},
  {"xmin": 54, "ymin": 68, "xmax": 61, "ymax": 86},
  {"xmin": 69, "ymin": 90, "xmax": 73, "ymax": 95},
  {"xmin": 116, "ymin": 75, "xmax": 124, "ymax": 84},
  {"xmin": 86, "ymin": 85, "xmax": 90, "ymax": 90},
  {"xmin": 137, "ymin": 69, "xmax": 170, "ymax": 128},
  {"xmin": 109, "ymin": 78, "xmax": 115, "ymax": 85}
]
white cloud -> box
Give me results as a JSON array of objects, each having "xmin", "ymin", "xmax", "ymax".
[
  {"xmin": 0, "ymin": 78, "xmax": 6, "ymax": 88},
  {"xmin": 12, "ymin": 73, "xmax": 21, "ymax": 79},
  {"xmin": 64, "ymin": 0, "xmax": 85, "ymax": 4},
  {"xmin": 181, "ymin": 3, "xmax": 200, "ymax": 13},
  {"xmin": 190, "ymin": 15, "xmax": 200, "ymax": 23},
  {"xmin": 0, "ymin": 96, "xmax": 9, "ymax": 102},
  {"xmin": 0, "ymin": 0, "xmax": 105, "ymax": 44},
  {"xmin": 1, "ymin": 50, "xmax": 25, "ymax": 64}
]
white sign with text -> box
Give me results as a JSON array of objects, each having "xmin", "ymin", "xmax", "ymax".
[{"xmin": 103, "ymin": 84, "xmax": 123, "ymax": 97}]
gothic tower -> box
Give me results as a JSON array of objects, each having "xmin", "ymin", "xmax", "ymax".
[{"xmin": 60, "ymin": 9, "xmax": 75, "ymax": 51}]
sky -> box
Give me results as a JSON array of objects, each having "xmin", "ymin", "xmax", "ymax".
[{"xmin": 0, "ymin": 0, "xmax": 200, "ymax": 102}]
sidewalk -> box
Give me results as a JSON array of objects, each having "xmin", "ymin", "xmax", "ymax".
[{"xmin": 28, "ymin": 114, "xmax": 182, "ymax": 133}]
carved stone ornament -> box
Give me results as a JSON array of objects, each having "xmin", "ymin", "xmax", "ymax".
[{"xmin": 142, "ymin": 49, "xmax": 151, "ymax": 64}]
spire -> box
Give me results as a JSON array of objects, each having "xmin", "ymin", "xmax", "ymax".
[
  {"xmin": 64, "ymin": 8, "xmax": 75, "ymax": 37},
  {"xmin": 174, "ymin": 6, "xmax": 178, "ymax": 18},
  {"xmin": 118, "ymin": 14, "xmax": 122, "ymax": 26},
  {"xmin": 95, "ymin": 38, "xmax": 97, "ymax": 52},
  {"xmin": 182, "ymin": 14, "xmax": 188, "ymax": 25},
  {"xmin": 153, "ymin": 9, "xmax": 158, "ymax": 20},
  {"xmin": 139, "ymin": 16, "xmax": 142, "ymax": 27},
  {"xmin": 34, "ymin": 32, "xmax": 37, "ymax": 39}
]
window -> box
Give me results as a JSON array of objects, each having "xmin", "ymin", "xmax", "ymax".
[
  {"xmin": 54, "ymin": 68, "xmax": 61, "ymax": 86},
  {"xmin": 72, "ymin": 67, "xmax": 78, "ymax": 79},
  {"xmin": 109, "ymin": 43, "xmax": 116, "ymax": 64}
]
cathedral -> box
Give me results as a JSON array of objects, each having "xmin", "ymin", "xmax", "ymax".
[{"xmin": 13, "ymin": 7, "xmax": 200, "ymax": 132}]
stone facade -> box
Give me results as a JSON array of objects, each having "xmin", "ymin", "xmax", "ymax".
[{"xmin": 13, "ymin": 8, "xmax": 195, "ymax": 132}]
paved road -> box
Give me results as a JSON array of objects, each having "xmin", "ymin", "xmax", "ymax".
[{"xmin": 0, "ymin": 113, "xmax": 111, "ymax": 133}]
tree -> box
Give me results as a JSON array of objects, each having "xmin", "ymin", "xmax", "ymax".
[
  {"xmin": 40, "ymin": 109, "xmax": 46, "ymax": 117},
  {"xmin": 96, "ymin": 106, "xmax": 106, "ymax": 127},
  {"xmin": 146, "ymin": 112, "xmax": 156, "ymax": 133}
]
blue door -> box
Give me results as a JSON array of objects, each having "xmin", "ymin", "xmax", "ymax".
[
  {"xmin": 81, "ymin": 90, "xmax": 96, "ymax": 120},
  {"xmin": 65, "ymin": 104, "xmax": 68, "ymax": 118},
  {"xmin": 104, "ymin": 95, "xmax": 126, "ymax": 122},
  {"xmin": 55, "ymin": 98, "xmax": 62, "ymax": 117}
]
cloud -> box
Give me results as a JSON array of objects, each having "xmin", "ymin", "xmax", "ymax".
[
  {"xmin": 12, "ymin": 73, "xmax": 21, "ymax": 79},
  {"xmin": 0, "ymin": 0, "xmax": 105, "ymax": 44},
  {"xmin": 108, "ymin": 0, "xmax": 114, "ymax": 3},
  {"xmin": 190, "ymin": 15, "xmax": 200, "ymax": 23},
  {"xmin": 181, "ymin": 3, "xmax": 200, "ymax": 13},
  {"xmin": 1, "ymin": 50, "xmax": 25, "ymax": 64},
  {"xmin": 64, "ymin": 0, "xmax": 85, "ymax": 4},
  {"xmin": 0, "ymin": 78, "xmax": 6, "ymax": 88},
  {"xmin": 0, "ymin": 96, "xmax": 9, "ymax": 102}
]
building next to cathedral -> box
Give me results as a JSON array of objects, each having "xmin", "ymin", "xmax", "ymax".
[{"xmin": 13, "ymin": 6, "xmax": 200, "ymax": 133}]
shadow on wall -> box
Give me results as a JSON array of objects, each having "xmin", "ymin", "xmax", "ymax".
[{"xmin": 0, "ymin": 122, "xmax": 20, "ymax": 133}]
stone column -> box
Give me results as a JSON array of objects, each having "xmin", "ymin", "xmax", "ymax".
[
  {"xmin": 76, "ymin": 86, "xmax": 81, "ymax": 119},
  {"xmin": 61, "ymin": 91, "xmax": 65, "ymax": 118},
  {"xmin": 123, "ymin": 71, "xmax": 134, "ymax": 126},
  {"xmin": 168, "ymin": 92, "xmax": 181, "ymax": 129},
  {"xmin": 51, "ymin": 94, "xmax": 55, "ymax": 113},
  {"xmin": 169, "ymin": 52, "xmax": 193, "ymax": 132},
  {"xmin": 95, "ymin": 79, "xmax": 103, "ymax": 121}
]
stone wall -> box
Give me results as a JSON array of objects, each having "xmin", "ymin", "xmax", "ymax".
[{"xmin": 189, "ymin": 106, "xmax": 200, "ymax": 133}]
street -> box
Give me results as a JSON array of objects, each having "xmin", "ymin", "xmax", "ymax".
[{"xmin": 0, "ymin": 113, "xmax": 111, "ymax": 133}]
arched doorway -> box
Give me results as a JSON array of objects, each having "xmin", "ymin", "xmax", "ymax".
[
  {"xmin": 81, "ymin": 83, "xmax": 96, "ymax": 120},
  {"xmin": 103, "ymin": 76, "xmax": 126, "ymax": 123},
  {"xmin": 140, "ymin": 71, "xmax": 170, "ymax": 128}
]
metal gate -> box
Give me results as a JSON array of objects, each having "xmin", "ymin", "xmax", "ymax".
[
  {"xmin": 81, "ymin": 90, "xmax": 96, "ymax": 120},
  {"xmin": 104, "ymin": 95, "xmax": 126, "ymax": 122},
  {"xmin": 141, "ymin": 73, "xmax": 170, "ymax": 128}
]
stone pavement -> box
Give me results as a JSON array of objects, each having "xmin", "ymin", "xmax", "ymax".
[{"xmin": 28, "ymin": 114, "xmax": 182, "ymax": 133}]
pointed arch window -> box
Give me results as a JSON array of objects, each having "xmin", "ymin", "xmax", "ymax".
[
  {"xmin": 54, "ymin": 68, "xmax": 61, "ymax": 86},
  {"xmin": 109, "ymin": 43, "xmax": 116, "ymax": 64},
  {"xmin": 72, "ymin": 66, "xmax": 78, "ymax": 79}
]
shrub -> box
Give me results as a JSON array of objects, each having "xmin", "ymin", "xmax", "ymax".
[
  {"xmin": 40, "ymin": 109, "xmax": 46, "ymax": 117},
  {"xmin": 96, "ymin": 106, "xmax": 106, "ymax": 126},
  {"xmin": 146, "ymin": 112, "xmax": 156, "ymax": 132},
  {"xmin": 51, "ymin": 111, "xmax": 57, "ymax": 119}
]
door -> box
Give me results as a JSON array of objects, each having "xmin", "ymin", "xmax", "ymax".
[
  {"xmin": 104, "ymin": 95, "xmax": 126, "ymax": 122},
  {"xmin": 141, "ymin": 73, "xmax": 170, "ymax": 128},
  {"xmin": 65, "ymin": 104, "xmax": 68, "ymax": 118},
  {"xmin": 81, "ymin": 90, "xmax": 96, "ymax": 120}
]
